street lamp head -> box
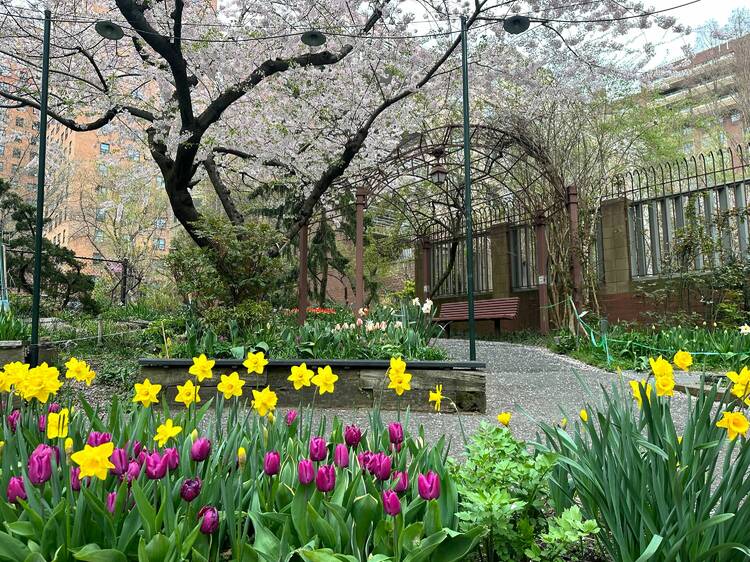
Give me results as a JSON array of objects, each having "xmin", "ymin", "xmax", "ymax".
[
  {"xmin": 301, "ymin": 30, "xmax": 327, "ymax": 47},
  {"xmin": 430, "ymin": 163, "xmax": 448, "ymax": 186},
  {"xmin": 503, "ymin": 15, "xmax": 530, "ymax": 35},
  {"xmin": 95, "ymin": 20, "xmax": 125, "ymax": 41}
]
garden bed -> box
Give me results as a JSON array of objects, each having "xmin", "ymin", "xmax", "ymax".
[{"xmin": 139, "ymin": 358, "xmax": 487, "ymax": 413}]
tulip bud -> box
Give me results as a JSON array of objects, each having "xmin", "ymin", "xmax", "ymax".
[
  {"xmin": 198, "ymin": 505, "xmax": 219, "ymax": 534},
  {"xmin": 417, "ymin": 471, "xmax": 441, "ymax": 500},
  {"xmin": 263, "ymin": 451, "xmax": 280, "ymax": 476},
  {"xmin": 126, "ymin": 461, "xmax": 141, "ymax": 483},
  {"xmin": 382, "ymin": 489, "xmax": 401, "ymax": 516},
  {"xmin": 87, "ymin": 432, "xmax": 112, "ymax": 447},
  {"xmin": 47, "ymin": 403, "xmax": 61, "ymax": 413},
  {"xmin": 344, "ymin": 425, "xmax": 362, "ymax": 447},
  {"xmin": 0, "ymin": 441, "xmax": 4, "ymax": 459},
  {"xmin": 6, "ymin": 476, "xmax": 26, "ymax": 503},
  {"xmin": 357, "ymin": 451, "xmax": 373, "ymax": 470},
  {"xmin": 38, "ymin": 414, "xmax": 46, "ymax": 433},
  {"xmin": 28, "ymin": 444, "xmax": 55, "ymax": 485},
  {"xmin": 315, "ymin": 464, "xmax": 336, "ymax": 493},
  {"xmin": 371, "ymin": 453, "xmax": 392, "ymax": 481},
  {"xmin": 309, "ymin": 437, "xmax": 327, "ymax": 462},
  {"xmin": 334, "ymin": 444, "xmax": 349, "ymax": 468},
  {"xmin": 70, "ymin": 466, "xmax": 82, "ymax": 491},
  {"xmin": 190, "ymin": 437, "xmax": 211, "ymax": 462},
  {"xmin": 6, "ymin": 410, "xmax": 20, "ymax": 434},
  {"xmin": 64, "ymin": 438, "xmax": 74, "ymax": 456},
  {"xmin": 181, "ymin": 477, "xmax": 202, "ymax": 502},
  {"xmin": 145, "ymin": 452, "xmax": 168, "ymax": 480},
  {"xmin": 107, "ymin": 492, "xmax": 117, "ymax": 514},
  {"xmin": 285, "ymin": 409, "xmax": 298, "ymax": 426},
  {"xmin": 388, "ymin": 423, "xmax": 404, "ymax": 446},
  {"xmin": 268, "ymin": 412, "xmax": 276, "ymax": 424},
  {"xmin": 164, "ymin": 447, "xmax": 180, "ymax": 471},
  {"xmin": 298, "ymin": 459, "xmax": 315, "ymax": 485},
  {"xmin": 392, "ymin": 470, "xmax": 408, "ymax": 493},
  {"xmin": 111, "ymin": 447, "xmax": 128, "ymax": 476},
  {"xmin": 237, "ymin": 447, "xmax": 247, "ymax": 469},
  {"xmin": 190, "ymin": 429, "xmax": 198, "ymax": 441}
]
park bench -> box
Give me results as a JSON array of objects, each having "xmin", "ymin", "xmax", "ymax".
[{"xmin": 434, "ymin": 297, "xmax": 520, "ymax": 338}]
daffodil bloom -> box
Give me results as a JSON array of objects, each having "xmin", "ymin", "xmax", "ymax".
[
  {"xmin": 629, "ymin": 379, "xmax": 652, "ymax": 408},
  {"xmin": 649, "ymin": 356, "xmax": 673, "ymax": 380},
  {"xmin": 64, "ymin": 357, "xmax": 96, "ymax": 386},
  {"xmin": 579, "ymin": 409, "xmax": 588, "ymax": 422},
  {"xmin": 133, "ymin": 379, "xmax": 162, "ymax": 407},
  {"xmin": 497, "ymin": 412, "xmax": 511, "ymax": 426},
  {"xmin": 388, "ymin": 370, "xmax": 412, "ymax": 396},
  {"xmin": 311, "ymin": 366, "xmax": 338, "ymax": 395},
  {"xmin": 71, "ymin": 442, "xmax": 115, "ymax": 480},
  {"xmin": 16, "ymin": 363, "xmax": 61, "ymax": 404},
  {"xmin": 672, "ymin": 350, "xmax": 693, "ymax": 372},
  {"xmin": 716, "ymin": 410, "xmax": 750, "ymax": 440},
  {"xmin": 252, "ymin": 386, "xmax": 278, "ymax": 417},
  {"xmin": 389, "ymin": 357, "xmax": 407, "ymax": 377},
  {"xmin": 428, "ymin": 384, "xmax": 443, "ymax": 412},
  {"xmin": 654, "ymin": 375, "xmax": 675, "ymax": 397},
  {"xmin": 217, "ymin": 372, "xmax": 245, "ymax": 399},
  {"xmin": 0, "ymin": 361, "xmax": 28, "ymax": 392},
  {"xmin": 727, "ymin": 367, "xmax": 750, "ymax": 402},
  {"xmin": 46, "ymin": 408, "xmax": 70, "ymax": 439},
  {"xmin": 560, "ymin": 417, "xmax": 568, "ymax": 429},
  {"xmin": 189, "ymin": 354, "xmax": 215, "ymax": 382},
  {"xmin": 243, "ymin": 351, "xmax": 268, "ymax": 375},
  {"xmin": 175, "ymin": 380, "xmax": 200, "ymax": 407},
  {"xmin": 287, "ymin": 363, "xmax": 314, "ymax": 391},
  {"xmin": 154, "ymin": 419, "xmax": 182, "ymax": 447}
]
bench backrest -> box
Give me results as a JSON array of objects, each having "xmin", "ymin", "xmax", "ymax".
[{"xmin": 436, "ymin": 297, "xmax": 519, "ymax": 320}]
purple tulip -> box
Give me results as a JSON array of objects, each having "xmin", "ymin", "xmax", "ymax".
[
  {"xmin": 382, "ymin": 489, "xmax": 401, "ymax": 516},
  {"xmin": 126, "ymin": 461, "xmax": 141, "ymax": 483},
  {"xmin": 38, "ymin": 414, "xmax": 46, "ymax": 433},
  {"xmin": 47, "ymin": 403, "xmax": 61, "ymax": 413},
  {"xmin": 7, "ymin": 409, "xmax": 20, "ymax": 433},
  {"xmin": 181, "ymin": 477, "xmax": 202, "ymax": 502},
  {"xmin": 28, "ymin": 444, "xmax": 55, "ymax": 485},
  {"xmin": 417, "ymin": 471, "xmax": 441, "ymax": 500},
  {"xmin": 370, "ymin": 453, "xmax": 392, "ymax": 481},
  {"xmin": 316, "ymin": 465, "xmax": 336, "ymax": 493},
  {"xmin": 388, "ymin": 423, "xmax": 404, "ymax": 446},
  {"xmin": 198, "ymin": 505, "xmax": 219, "ymax": 534},
  {"xmin": 70, "ymin": 467, "xmax": 82, "ymax": 491},
  {"xmin": 344, "ymin": 425, "xmax": 362, "ymax": 447},
  {"xmin": 392, "ymin": 470, "xmax": 408, "ymax": 493},
  {"xmin": 87, "ymin": 432, "xmax": 112, "ymax": 447},
  {"xmin": 107, "ymin": 492, "xmax": 117, "ymax": 514},
  {"xmin": 111, "ymin": 448, "xmax": 128, "ymax": 476},
  {"xmin": 164, "ymin": 448, "xmax": 180, "ymax": 470},
  {"xmin": 357, "ymin": 451, "xmax": 373, "ymax": 470},
  {"xmin": 334, "ymin": 444, "xmax": 349, "ymax": 468},
  {"xmin": 298, "ymin": 459, "xmax": 315, "ymax": 485},
  {"xmin": 309, "ymin": 437, "xmax": 327, "ymax": 462},
  {"xmin": 285, "ymin": 410, "xmax": 298, "ymax": 426},
  {"xmin": 6, "ymin": 476, "xmax": 26, "ymax": 503},
  {"xmin": 190, "ymin": 437, "xmax": 211, "ymax": 462},
  {"xmin": 263, "ymin": 451, "xmax": 281, "ymax": 476},
  {"xmin": 145, "ymin": 452, "xmax": 168, "ymax": 480}
]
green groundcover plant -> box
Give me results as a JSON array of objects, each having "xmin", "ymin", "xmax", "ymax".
[{"xmin": 0, "ymin": 357, "xmax": 483, "ymax": 562}]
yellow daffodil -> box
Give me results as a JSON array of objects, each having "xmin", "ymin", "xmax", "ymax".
[
  {"xmin": 16, "ymin": 363, "xmax": 61, "ymax": 403},
  {"xmin": 388, "ymin": 370, "xmax": 412, "ymax": 396},
  {"xmin": 0, "ymin": 361, "xmax": 27, "ymax": 393},
  {"xmin": 629, "ymin": 379, "xmax": 653, "ymax": 409},
  {"xmin": 288, "ymin": 363, "xmax": 314, "ymax": 391},
  {"xmin": 64, "ymin": 357, "xmax": 96, "ymax": 386},
  {"xmin": 154, "ymin": 419, "xmax": 182, "ymax": 447},
  {"xmin": 217, "ymin": 372, "xmax": 245, "ymax": 399},
  {"xmin": 716, "ymin": 410, "xmax": 750, "ymax": 441},
  {"xmin": 252, "ymin": 386, "xmax": 278, "ymax": 417},
  {"xmin": 0, "ymin": 441, "xmax": 4, "ymax": 458},
  {"xmin": 71, "ymin": 442, "xmax": 115, "ymax": 480},
  {"xmin": 654, "ymin": 375, "xmax": 675, "ymax": 397},
  {"xmin": 579, "ymin": 409, "xmax": 588, "ymax": 422},
  {"xmin": 237, "ymin": 446, "xmax": 247, "ymax": 468},
  {"xmin": 497, "ymin": 412, "xmax": 512, "ymax": 426},
  {"xmin": 560, "ymin": 417, "xmax": 568, "ymax": 429},
  {"xmin": 649, "ymin": 356, "xmax": 673, "ymax": 380},
  {"xmin": 672, "ymin": 350, "xmax": 693, "ymax": 372},
  {"xmin": 133, "ymin": 378, "xmax": 162, "ymax": 407},
  {"xmin": 243, "ymin": 351, "xmax": 268, "ymax": 375},
  {"xmin": 175, "ymin": 379, "xmax": 200, "ymax": 407},
  {"xmin": 46, "ymin": 408, "xmax": 70, "ymax": 439},
  {"xmin": 189, "ymin": 354, "xmax": 215, "ymax": 382},
  {"xmin": 428, "ymin": 384, "xmax": 443, "ymax": 412},
  {"xmin": 311, "ymin": 366, "xmax": 338, "ymax": 395},
  {"xmin": 727, "ymin": 367, "xmax": 750, "ymax": 402},
  {"xmin": 389, "ymin": 356, "xmax": 407, "ymax": 377},
  {"xmin": 64, "ymin": 437, "xmax": 74, "ymax": 455}
]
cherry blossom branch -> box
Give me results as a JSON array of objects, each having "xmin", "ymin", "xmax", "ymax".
[{"xmin": 203, "ymin": 153, "xmax": 245, "ymax": 226}]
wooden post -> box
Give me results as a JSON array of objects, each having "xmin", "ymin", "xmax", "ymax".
[
  {"xmin": 421, "ymin": 237, "xmax": 432, "ymax": 299},
  {"xmin": 567, "ymin": 184, "xmax": 584, "ymax": 309},
  {"xmin": 534, "ymin": 214, "xmax": 549, "ymax": 335},
  {"xmin": 297, "ymin": 222, "xmax": 309, "ymax": 325},
  {"xmin": 355, "ymin": 186, "xmax": 366, "ymax": 315}
]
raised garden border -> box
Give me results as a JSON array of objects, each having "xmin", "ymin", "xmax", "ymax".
[{"xmin": 139, "ymin": 358, "xmax": 487, "ymax": 413}]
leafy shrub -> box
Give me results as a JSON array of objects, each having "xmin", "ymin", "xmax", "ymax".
[
  {"xmin": 452, "ymin": 423, "xmax": 598, "ymax": 561},
  {"xmin": 538, "ymin": 374, "xmax": 750, "ymax": 561},
  {"xmin": 0, "ymin": 310, "xmax": 29, "ymax": 340}
]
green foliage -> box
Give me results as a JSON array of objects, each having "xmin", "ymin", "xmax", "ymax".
[
  {"xmin": 452, "ymin": 423, "xmax": 597, "ymax": 562},
  {"xmin": 538, "ymin": 379, "xmax": 750, "ymax": 561},
  {"xmin": 0, "ymin": 310, "xmax": 29, "ymax": 340}
]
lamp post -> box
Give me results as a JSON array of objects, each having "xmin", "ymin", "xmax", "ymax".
[{"xmin": 29, "ymin": 9, "xmax": 51, "ymax": 367}]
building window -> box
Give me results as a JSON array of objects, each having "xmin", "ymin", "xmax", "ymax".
[
  {"xmin": 99, "ymin": 143, "xmax": 110, "ymax": 154},
  {"xmin": 95, "ymin": 207, "xmax": 106, "ymax": 221},
  {"xmin": 98, "ymin": 164, "xmax": 108, "ymax": 176},
  {"xmin": 0, "ymin": 162, "xmax": 4, "ymax": 172},
  {"xmin": 0, "ymin": 145, "xmax": 4, "ymax": 155},
  {"xmin": 94, "ymin": 229, "xmax": 104, "ymax": 242},
  {"xmin": 154, "ymin": 238, "xmax": 166, "ymax": 251},
  {"xmin": 156, "ymin": 177, "xmax": 165, "ymax": 188},
  {"xmin": 30, "ymin": 136, "xmax": 37, "ymax": 145},
  {"xmin": 731, "ymin": 112, "xmax": 741, "ymax": 123},
  {"xmin": 509, "ymin": 226, "xmax": 537, "ymax": 290},
  {"xmin": 155, "ymin": 217, "xmax": 167, "ymax": 229},
  {"xmin": 11, "ymin": 164, "xmax": 18, "ymax": 172},
  {"xmin": 15, "ymin": 117, "xmax": 23, "ymax": 127},
  {"xmin": 127, "ymin": 148, "xmax": 140, "ymax": 161},
  {"xmin": 32, "ymin": 122, "xmax": 39, "ymax": 130},
  {"xmin": 92, "ymin": 252, "xmax": 103, "ymax": 261},
  {"xmin": 12, "ymin": 148, "xmax": 21, "ymax": 158}
]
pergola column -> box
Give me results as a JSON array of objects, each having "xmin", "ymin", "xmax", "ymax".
[
  {"xmin": 567, "ymin": 184, "xmax": 584, "ymax": 310},
  {"xmin": 354, "ymin": 186, "xmax": 367, "ymax": 315},
  {"xmin": 534, "ymin": 213, "xmax": 549, "ymax": 335},
  {"xmin": 421, "ymin": 236, "xmax": 432, "ymax": 299},
  {"xmin": 297, "ymin": 222, "xmax": 309, "ymax": 325}
]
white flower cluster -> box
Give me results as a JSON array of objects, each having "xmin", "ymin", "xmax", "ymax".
[{"xmin": 411, "ymin": 297, "xmax": 433, "ymax": 314}]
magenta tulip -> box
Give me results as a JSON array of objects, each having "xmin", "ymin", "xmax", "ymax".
[
  {"xmin": 198, "ymin": 505, "xmax": 219, "ymax": 534},
  {"xmin": 6, "ymin": 476, "xmax": 26, "ymax": 503},
  {"xmin": 357, "ymin": 451, "xmax": 373, "ymax": 470},
  {"xmin": 309, "ymin": 437, "xmax": 327, "ymax": 462},
  {"xmin": 298, "ymin": 459, "xmax": 315, "ymax": 485},
  {"xmin": 344, "ymin": 425, "xmax": 362, "ymax": 447},
  {"xmin": 190, "ymin": 437, "xmax": 211, "ymax": 462},
  {"xmin": 181, "ymin": 477, "xmax": 202, "ymax": 502},
  {"xmin": 285, "ymin": 410, "xmax": 298, "ymax": 426},
  {"xmin": 107, "ymin": 492, "xmax": 117, "ymax": 514},
  {"xmin": 126, "ymin": 461, "xmax": 141, "ymax": 483},
  {"xmin": 392, "ymin": 470, "xmax": 408, "ymax": 493},
  {"xmin": 417, "ymin": 471, "xmax": 441, "ymax": 500},
  {"xmin": 164, "ymin": 447, "xmax": 180, "ymax": 470},
  {"xmin": 87, "ymin": 432, "xmax": 112, "ymax": 446},
  {"xmin": 28, "ymin": 444, "xmax": 55, "ymax": 485},
  {"xmin": 382, "ymin": 489, "xmax": 401, "ymax": 516},
  {"xmin": 388, "ymin": 423, "xmax": 404, "ymax": 445},
  {"xmin": 145, "ymin": 452, "xmax": 169, "ymax": 480},
  {"xmin": 370, "ymin": 453, "xmax": 392, "ymax": 481},
  {"xmin": 316, "ymin": 464, "xmax": 336, "ymax": 493},
  {"xmin": 111, "ymin": 447, "xmax": 128, "ymax": 476},
  {"xmin": 38, "ymin": 414, "xmax": 46, "ymax": 433},
  {"xmin": 47, "ymin": 403, "xmax": 61, "ymax": 413},
  {"xmin": 334, "ymin": 444, "xmax": 349, "ymax": 468},
  {"xmin": 7, "ymin": 409, "xmax": 20, "ymax": 433},
  {"xmin": 264, "ymin": 451, "xmax": 281, "ymax": 476},
  {"xmin": 70, "ymin": 467, "xmax": 82, "ymax": 491}
]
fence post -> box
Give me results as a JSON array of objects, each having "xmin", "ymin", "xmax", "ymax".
[
  {"xmin": 421, "ymin": 237, "xmax": 432, "ymax": 299},
  {"xmin": 355, "ymin": 186, "xmax": 366, "ymax": 315},
  {"xmin": 534, "ymin": 213, "xmax": 549, "ymax": 335},
  {"xmin": 120, "ymin": 259, "xmax": 129, "ymax": 305},
  {"xmin": 297, "ymin": 222, "xmax": 309, "ymax": 325},
  {"xmin": 567, "ymin": 184, "xmax": 584, "ymax": 310}
]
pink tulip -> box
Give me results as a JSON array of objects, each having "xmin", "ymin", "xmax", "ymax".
[
  {"xmin": 392, "ymin": 470, "xmax": 408, "ymax": 493},
  {"xmin": 107, "ymin": 492, "xmax": 117, "ymax": 514},
  {"xmin": 87, "ymin": 432, "xmax": 112, "ymax": 446},
  {"xmin": 285, "ymin": 410, "xmax": 298, "ymax": 426},
  {"xmin": 370, "ymin": 453, "xmax": 392, "ymax": 481},
  {"xmin": 38, "ymin": 414, "xmax": 46, "ymax": 433},
  {"xmin": 28, "ymin": 444, "xmax": 56, "ymax": 485},
  {"xmin": 344, "ymin": 425, "xmax": 362, "ymax": 447},
  {"xmin": 126, "ymin": 461, "xmax": 141, "ymax": 483},
  {"xmin": 47, "ymin": 403, "xmax": 61, "ymax": 413},
  {"xmin": 382, "ymin": 489, "xmax": 401, "ymax": 516},
  {"xmin": 7, "ymin": 409, "xmax": 20, "ymax": 433},
  {"xmin": 316, "ymin": 465, "xmax": 336, "ymax": 493},
  {"xmin": 388, "ymin": 423, "xmax": 404, "ymax": 446},
  {"xmin": 417, "ymin": 471, "xmax": 441, "ymax": 500},
  {"xmin": 6, "ymin": 476, "xmax": 26, "ymax": 503},
  {"xmin": 198, "ymin": 505, "xmax": 219, "ymax": 534},
  {"xmin": 145, "ymin": 452, "xmax": 168, "ymax": 480},
  {"xmin": 164, "ymin": 447, "xmax": 180, "ymax": 470},
  {"xmin": 263, "ymin": 451, "xmax": 281, "ymax": 476},
  {"xmin": 334, "ymin": 444, "xmax": 349, "ymax": 468},
  {"xmin": 190, "ymin": 437, "xmax": 211, "ymax": 462},
  {"xmin": 309, "ymin": 437, "xmax": 327, "ymax": 462},
  {"xmin": 298, "ymin": 459, "xmax": 315, "ymax": 485},
  {"xmin": 111, "ymin": 448, "xmax": 128, "ymax": 476},
  {"xmin": 357, "ymin": 451, "xmax": 373, "ymax": 470}
]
